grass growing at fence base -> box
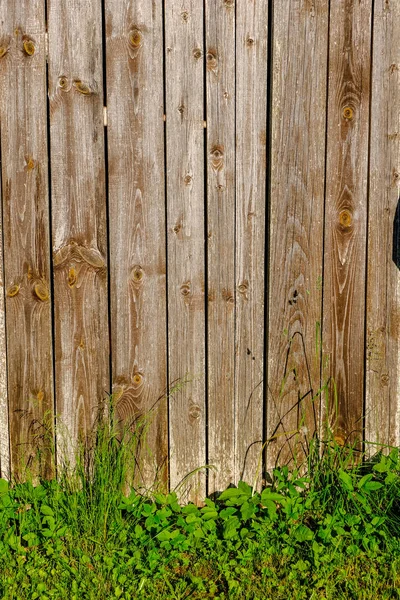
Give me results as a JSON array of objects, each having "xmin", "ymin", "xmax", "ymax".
[{"xmin": 0, "ymin": 406, "xmax": 400, "ymax": 599}]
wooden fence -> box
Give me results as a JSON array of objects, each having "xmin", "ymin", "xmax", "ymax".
[{"xmin": 0, "ymin": 0, "xmax": 399, "ymax": 502}]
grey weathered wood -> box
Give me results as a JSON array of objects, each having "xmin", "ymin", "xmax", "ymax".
[
  {"xmin": 267, "ymin": 1, "xmax": 328, "ymax": 471},
  {"xmin": 235, "ymin": 0, "xmax": 268, "ymax": 486},
  {"xmin": 206, "ymin": 0, "xmax": 236, "ymax": 493},
  {"xmin": 165, "ymin": 0, "xmax": 206, "ymax": 502},
  {"xmin": 47, "ymin": 0, "xmax": 109, "ymax": 466},
  {"xmin": 0, "ymin": 2, "xmax": 54, "ymax": 479},
  {"xmin": 322, "ymin": 0, "xmax": 372, "ymax": 446},
  {"xmin": 0, "ymin": 165, "xmax": 9, "ymax": 479},
  {"xmin": 105, "ymin": 0, "xmax": 168, "ymax": 489},
  {"xmin": 365, "ymin": 0, "xmax": 400, "ymax": 449}
]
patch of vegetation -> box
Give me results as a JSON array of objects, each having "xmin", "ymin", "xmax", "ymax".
[{"xmin": 1, "ymin": 404, "xmax": 400, "ymax": 599}]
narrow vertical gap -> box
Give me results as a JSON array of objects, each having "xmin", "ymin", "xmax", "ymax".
[
  {"xmin": 363, "ymin": 1, "xmax": 375, "ymax": 455},
  {"xmin": 262, "ymin": 0, "xmax": 274, "ymax": 482},
  {"xmin": 233, "ymin": 0, "xmax": 237, "ymax": 487},
  {"xmin": 100, "ymin": 0, "xmax": 112, "ymax": 404},
  {"xmin": 320, "ymin": 0, "xmax": 331, "ymax": 447},
  {"xmin": 203, "ymin": 0, "xmax": 209, "ymax": 495},
  {"xmin": 0, "ymin": 122, "xmax": 10, "ymax": 480},
  {"xmin": 161, "ymin": 0, "xmax": 171, "ymax": 492},
  {"xmin": 44, "ymin": 0, "xmax": 58, "ymax": 476}
]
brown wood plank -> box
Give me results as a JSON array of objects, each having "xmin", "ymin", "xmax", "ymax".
[
  {"xmin": 0, "ymin": 166, "xmax": 9, "ymax": 479},
  {"xmin": 0, "ymin": 2, "xmax": 54, "ymax": 479},
  {"xmin": 165, "ymin": 1, "xmax": 206, "ymax": 502},
  {"xmin": 47, "ymin": 0, "xmax": 109, "ymax": 465},
  {"xmin": 266, "ymin": 1, "xmax": 329, "ymax": 471},
  {"xmin": 322, "ymin": 0, "xmax": 372, "ymax": 447},
  {"xmin": 235, "ymin": 0, "xmax": 268, "ymax": 486},
  {"xmin": 105, "ymin": 0, "xmax": 168, "ymax": 489},
  {"xmin": 206, "ymin": 0, "xmax": 236, "ymax": 493},
  {"xmin": 365, "ymin": 0, "xmax": 400, "ymax": 449}
]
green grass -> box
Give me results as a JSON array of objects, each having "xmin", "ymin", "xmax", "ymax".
[{"xmin": 1, "ymin": 403, "xmax": 400, "ymax": 599}]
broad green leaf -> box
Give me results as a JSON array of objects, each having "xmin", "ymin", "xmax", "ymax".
[
  {"xmin": 260, "ymin": 490, "xmax": 286, "ymax": 504},
  {"xmin": 364, "ymin": 481, "xmax": 383, "ymax": 492},
  {"xmin": 357, "ymin": 473, "xmax": 373, "ymax": 489},
  {"xmin": 40, "ymin": 505, "xmax": 54, "ymax": 517},
  {"xmin": 294, "ymin": 524, "xmax": 314, "ymax": 542},
  {"xmin": 0, "ymin": 479, "xmax": 8, "ymax": 495},
  {"xmin": 338, "ymin": 469, "xmax": 353, "ymax": 491},
  {"xmin": 218, "ymin": 488, "xmax": 245, "ymax": 501}
]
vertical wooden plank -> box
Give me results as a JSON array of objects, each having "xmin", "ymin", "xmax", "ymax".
[
  {"xmin": 267, "ymin": 1, "xmax": 328, "ymax": 470},
  {"xmin": 206, "ymin": 0, "xmax": 235, "ymax": 493},
  {"xmin": 105, "ymin": 1, "xmax": 168, "ymax": 488},
  {"xmin": 322, "ymin": 1, "xmax": 372, "ymax": 446},
  {"xmin": 235, "ymin": 1, "xmax": 268, "ymax": 485},
  {"xmin": 366, "ymin": 0, "xmax": 400, "ymax": 449},
  {"xmin": 165, "ymin": 1, "xmax": 206, "ymax": 502},
  {"xmin": 0, "ymin": 2, "xmax": 54, "ymax": 478},
  {"xmin": 48, "ymin": 0, "xmax": 109, "ymax": 465},
  {"xmin": 0, "ymin": 169, "xmax": 9, "ymax": 479}
]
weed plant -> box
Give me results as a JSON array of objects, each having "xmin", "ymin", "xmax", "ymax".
[{"xmin": 0, "ymin": 398, "xmax": 400, "ymax": 599}]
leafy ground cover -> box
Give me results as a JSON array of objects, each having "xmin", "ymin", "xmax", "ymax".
[{"xmin": 1, "ymin": 412, "xmax": 400, "ymax": 599}]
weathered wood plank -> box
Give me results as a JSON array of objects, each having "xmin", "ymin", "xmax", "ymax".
[
  {"xmin": 322, "ymin": 0, "xmax": 372, "ymax": 446},
  {"xmin": 266, "ymin": 1, "xmax": 328, "ymax": 471},
  {"xmin": 165, "ymin": 1, "xmax": 206, "ymax": 502},
  {"xmin": 235, "ymin": 0, "xmax": 268, "ymax": 486},
  {"xmin": 47, "ymin": 0, "xmax": 109, "ymax": 465},
  {"xmin": 105, "ymin": 0, "xmax": 168, "ymax": 489},
  {"xmin": 365, "ymin": 0, "xmax": 400, "ymax": 449},
  {"xmin": 206, "ymin": 0, "xmax": 236, "ymax": 493},
  {"xmin": 0, "ymin": 2, "xmax": 54, "ymax": 479},
  {"xmin": 0, "ymin": 165, "xmax": 9, "ymax": 479}
]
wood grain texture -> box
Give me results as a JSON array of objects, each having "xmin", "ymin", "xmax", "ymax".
[
  {"xmin": 105, "ymin": 0, "xmax": 168, "ymax": 489},
  {"xmin": 206, "ymin": 0, "xmax": 236, "ymax": 493},
  {"xmin": 0, "ymin": 166, "xmax": 9, "ymax": 479},
  {"xmin": 47, "ymin": 0, "xmax": 109, "ymax": 465},
  {"xmin": 322, "ymin": 0, "xmax": 372, "ymax": 446},
  {"xmin": 165, "ymin": 0, "xmax": 206, "ymax": 502},
  {"xmin": 235, "ymin": 0, "xmax": 268, "ymax": 486},
  {"xmin": 0, "ymin": 2, "xmax": 54, "ymax": 478},
  {"xmin": 365, "ymin": 0, "xmax": 400, "ymax": 449},
  {"xmin": 267, "ymin": 1, "xmax": 328, "ymax": 471}
]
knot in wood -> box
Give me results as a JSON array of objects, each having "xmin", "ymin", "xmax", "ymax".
[
  {"xmin": 0, "ymin": 46, "xmax": 8, "ymax": 59},
  {"xmin": 129, "ymin": 28, "xmax": 143, "ymax": 49},
  {"xmin": 246, "ymin": 37, "xmax": 255, "ymax": 47},
  {"xmin": 339, "ymin": 209, "xmax": 352, "ymax": 229},
  {"xmin": 73, "ymin": 80, "xmax": 92, "ymax": 95},
  {"xmin": 7, "ymin": 284, "xmax": 20, "ymax": 298},
  {"xmin": 181, "ymin": 10, "xmax": 189, "ymax": 22},
  {"xmin": 238, "ymin": 281, "xmax": 248, "ymax": 294},
  {"xmin": 224, "ymin": 0, "xmax": 234, "ymax": 6},
  {"xmin": 380, "ymin": 373, "xmax": 389, "ymax": 386},
  {"xmin": 34, "ymin": 282, "xmax": 49, "ymax": 302},
  {"xmin": 173, "ymin": 223, "xmax": 182, "ymax": 234},
  {"xmin": 133, "ymin": 372, "xmax": 143, "ymax": 387},
  {"xmin": 25, "ymin": 156, "xmax": 36, "ymax": 171},
  {"xmin": 210, "ymin": 145, "xmax": 224, "ymax": 171},
  {"xmin": 58, "ymin": 76, "xmax": 69, "ymax": 90},
  {"xmin": 342, "ymin": 106, "xmax": 353, "ymax": 120},
  {"xmin": 68, "ymin": 267, "xmax": 77, "ymax": 287},
  {"xmin": 206, "ymin": 50, "xmax": 218, "ymax": 71},
  {"xmin": 189, "ymin": 403, "xmax": 201, "ymax": 423},
  {"xmin": 132, "ymin": 265, "xmax": 144, "ymax": 283},
  {"xmin": 192, "ymin": 48, "xmax": 202, "ymax": 60},
  {"xmin": 184, "ymin": 174, "xmax": 192, "ymax": 186},
  {"xmin": 23, "ymin": 39, "xmax": 35, "ymax": 56},
  {"xmin": 178, "ymin": 104, "xmax": 185, "ymax": 114},
  {"xmin": 180, "ymin": 282, "xmax": 191, "ymax": 297}
]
